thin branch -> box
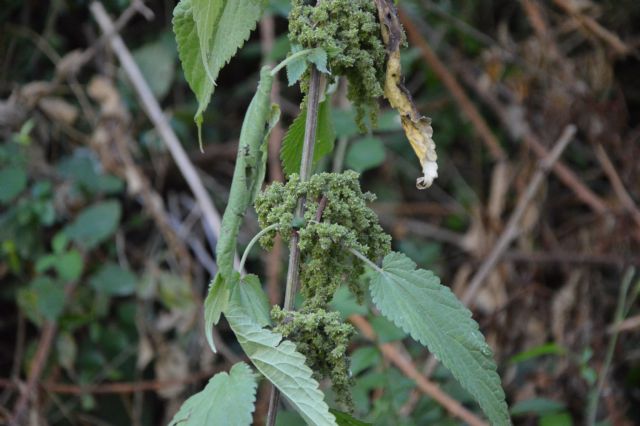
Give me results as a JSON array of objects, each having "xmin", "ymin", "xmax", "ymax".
[{"xmin": 239, "ymin": 224, "xmax": 280, "ymax": 274}]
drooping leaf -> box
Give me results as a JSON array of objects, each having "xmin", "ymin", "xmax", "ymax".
[
  {"xmin": 280, "ymin": 100, "xmax": 335, "ymax": 175},
  {"xmin": 63, "ymin": 200, "xmax": 121, "ymax": 249},
  {"xmin": 173, "ymin": 0, "xmax": 265, "ymax": 140},
  {"xmin": 375, "ymin": 0, "xmax": 438, "ymax": 189},
  {"xmin": 169, "ymin": 362, "xmax": 257, "ymax": 426},
  {"xmin": 204, "ymin": 273, "xmax": 229, "ymax": 353},
  {"xmin": 367, "ymin": 252, "xmax": 510, "ymax": 425},
  {"xmin": 225, "ymin": 305, "xmax": 336, "ymax": 426},
  {"xmin": 307, "ymin": 48, "xmax": 329, "ymax": 75},
  {"xmin": 285, "ymin": 46, "xmax": 329, "ymax": 86},
  {"xmin": 230, "ymin": 274, "xmax": 271, "ymax": 327},
  {"xmin": 286, "ymin": 45, "xmax": 309, "ymax": 87}
]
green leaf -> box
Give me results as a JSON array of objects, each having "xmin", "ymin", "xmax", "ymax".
[
  {"xmin": 56, "ymin": 250, "xmax": 83, "ymax": 282},
  {"xmin": 286, "ymin": 45, "xmax": 309, "ymax": 87},
  {"xmin": 90, "ymin": 262, "xmax": 137, "ymax": 296},
  {"xmin": 367, "ymin": 252, "xmax": 510, "ymax": 425},
  {"xmin": 204, "ymin": 273, "xmax": 230, "ymax": 353},
  {"xmin": 0, "ymin": 166, "xmax": 27, "ymax": 204},
  {"xmin": 345, "ymin": 136, "xmax": 386, "ymax": 172},
  {"xmin": 34, "ymin": 277, "xmax": 66, "ymax": 321},
  {"xmin": 511, "ymin": 398, "xmax": 566, "ymax": 417},
  {"xmin": 370, "ymin": 316, "xmax": 406, "ymax": 343},
  {"xmin": 307, "ymin": 48, "xmax": 329, "ymax": 75},
  {"xmin": 225, "ymin": 305, "xmax": 336, "ymax": 426},
  {"xmin": 281, "ymin": 100, "xmax": 335, "ymax": 175},
  {"xmin": 230, "ymin": 274, "xmax": 271, "ymax": 327},
  {"xmin": 18, "ymin": 277, "xmax": 66, "ymax": 322},
  {"xmin": 130, "ymin": 34, "xmax": 176, "ymax": 100},
  {"xmin": 63, "ymin": 200, "xmax": 121, "ymax": 249},
  {"xmin": 169, "ymin": 362, "xmax": 257, "ymax": 426},
  {"xmin": 330, "ymin": 285, "xmax": 368, "ymax": 319},
  {"xmin": 173, "ymin": 0, "xmax": 265, "ymax": 140},
  {"xmin": 285, "ymin": 46, "xmax": 329, "ymax": 86},
  {"xmin": 330, "ymin": 410, "xmax": 371, "ymax": 426},
  {"xmin": 540, "ymin": 412, "xmax": 573, "ymax": 426},
  {"xmin": 509, "ymin": 343, "xmax": 566, "ymax": 364},
  {"xmin": 350, "ymin": 347, "xmax": 380, "ymax": 376}
]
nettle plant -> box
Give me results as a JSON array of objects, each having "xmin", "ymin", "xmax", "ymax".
[{"xmin": 171, "ymin": 0, "xmax": 509, "ymax": 425}]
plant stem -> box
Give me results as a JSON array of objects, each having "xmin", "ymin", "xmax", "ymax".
[
  {"xmin": 266, "ymin": 66, "xmax": 325, "ymax": 426},
  {"xmin": 350, "ymin": 248, "xmax": 384, "ymax": 274},
  {"xmin": 239, "ymin": 223, "xmax": 280, "ymax": 274},
  {"xmin": 270, "ymin": 48, "xmax": 314, "ymax": 77},
  {"xmin": 283, "ymin": 67, "xmax": 324, "ymax": 309}
]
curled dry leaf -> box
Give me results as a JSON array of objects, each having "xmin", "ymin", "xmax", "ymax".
[{"xmin": 375, "ymin": 0, "xmax": 438, "ymax": 189}]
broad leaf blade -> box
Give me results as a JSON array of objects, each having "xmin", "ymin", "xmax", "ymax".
[
  {"xmin": 230, "ymin": 274, "xmax": 271, "ymax": 327},
  {"xmin": 226, "ymin": 305, "xmax": 336, "ymax": 426},
  {"xmin": 368, "ymin": 252, "xmax": 510, "ymax": 425},
  {"xmin": 173, "ymin": 0, "xmax": 265, "ymax": 140},
  {"xmin": 280, "ymin": 100, "xmax": 336, "ymax": 176},
  {"xmin": 169, "ymin": 362, "xmax": 257, "ymax": 426}
]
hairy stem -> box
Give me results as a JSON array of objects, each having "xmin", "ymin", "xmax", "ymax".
[{"xmin": 266, "ymin": 66, "xmax": 325, "ymax": 426}]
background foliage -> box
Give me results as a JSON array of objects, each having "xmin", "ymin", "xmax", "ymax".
[{"xmin": 1, "ymin": 0, "xmax": 640, "ymax": 425}]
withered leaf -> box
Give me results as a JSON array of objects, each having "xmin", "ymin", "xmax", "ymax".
[{"xmin": 375, "ymin": 0, "xmax": 438, "ymax": 189}]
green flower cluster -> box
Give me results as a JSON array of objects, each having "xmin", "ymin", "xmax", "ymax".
[
  {"xmin": 272, "ymin": 307, "xmax": 354, "ymax": 408},
  {"xmin": 255, "ymin": 171, "xmax": 390, "ymax": 308},
  {"xmin": 288, "ymin": 0, "xmax": 386, "ymax": 130},
  {"xmin": 255, "ymin": 171, "xmax": 390, "ymax": 409}
]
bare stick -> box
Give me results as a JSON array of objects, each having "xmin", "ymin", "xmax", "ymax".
[
  {"xmin": 462, "ymin": 124, "xmax": 576, "ymax": 305},
  {"xmin": 89, "ymin": 2, "xmax": 241, "ymax": 272}
]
